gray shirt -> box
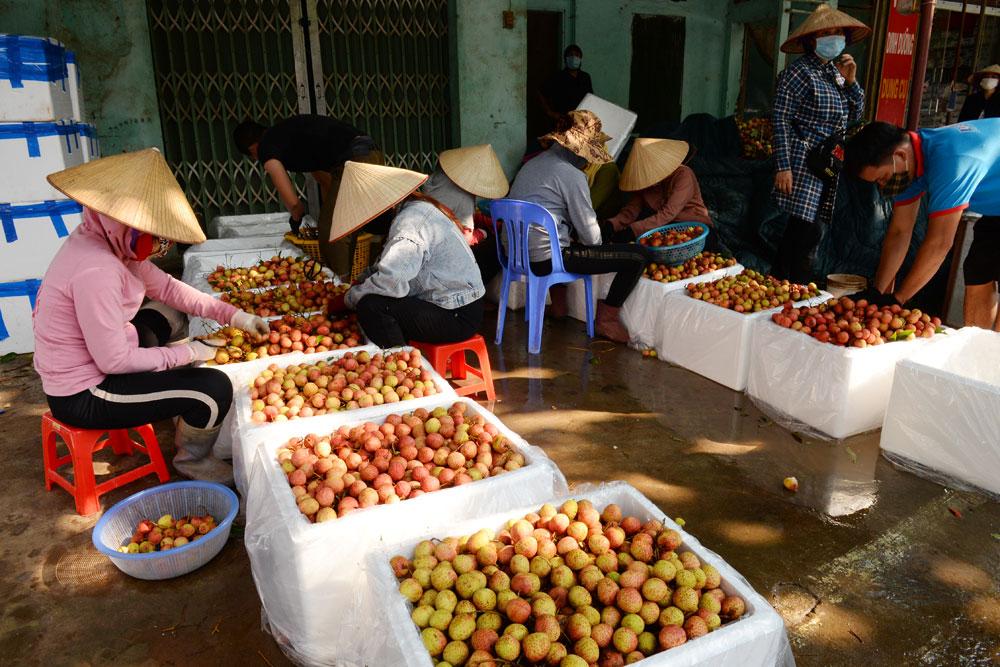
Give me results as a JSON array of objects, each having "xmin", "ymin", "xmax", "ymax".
[
  {"xmin": 345, "ymin": 199, "xmax": 485, "ymax": 310},
  {"xmin": 508, "ymin": 144, "xmax": 602, "ymax": 261},
  {"xmin": 422, "ymin": 168, "xmax": 475, "ymax": 231}
]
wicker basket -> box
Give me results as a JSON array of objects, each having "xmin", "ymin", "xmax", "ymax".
[{"xmin": 285, "ymin": 232, "xmax": 374, "ymax": 282}]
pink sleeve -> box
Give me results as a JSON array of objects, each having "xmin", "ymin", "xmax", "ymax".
[
  {"xmin": 72, "ymin": 268, "xmax": 195, "ymax": 374},
  {"xmin": 135, "ymin": 261, "xmax": 239, "ymax": 325}
]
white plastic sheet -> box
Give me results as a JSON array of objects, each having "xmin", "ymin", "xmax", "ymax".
[
  {"xmin": 746, "ymin": 318, "xmax": 935, "ymax": 440},
  {"xmin": 207, "ymin": 212, "xmax": 290, "ymax": 238},
  {"xmin": 183, "ymin": 236, "xmax": 300, "ymax": 270},
  {"xmin": 620, "ymin": 265, "xmax": 745, "ymax": 351},
  {"xmin": 369, "ymin": 481, "xmax": 794, "ymax": 667},
  {"xmin": 881, "ymin": 327, "xmax": 1000, "ymax": 496},
  {"xmin": 652, "ymin": 290, "xmax": 831, "ymax": 392},
  {"xmin": 242, "ymin": 397, "xmax": 568, "ymax": 666}
]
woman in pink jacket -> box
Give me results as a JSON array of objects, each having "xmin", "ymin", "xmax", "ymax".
[{"xmin": 34, "ymin": 149, "xmax": 269, "ymax": 484}]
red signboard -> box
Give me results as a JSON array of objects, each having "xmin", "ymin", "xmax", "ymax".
[{"xmin": 876, "ymin": 0, "xmax": 921, "ymax": 126}]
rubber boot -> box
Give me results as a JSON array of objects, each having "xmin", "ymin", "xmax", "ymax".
[
  {"xmin": 596, "ymin": 300, "xmax": 629, "ymax": 343},
  {"xmin": 548, "ymin": 285, "xmax": 568, "ymax": 319},
  {"xmin": 173, "ymin": 418, "xmax": 234, "ymax": 486}
]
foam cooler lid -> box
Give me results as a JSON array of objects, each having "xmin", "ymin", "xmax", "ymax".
[
  {"xmin": 576, "ymin": 93, "xmax": 638, "ymax": 160},
  {"xmin": 0, "ymin": 35, "xmax": 68, "ymax": 87}
]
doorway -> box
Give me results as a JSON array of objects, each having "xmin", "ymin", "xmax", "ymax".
[
  {"xmin": 629, "ymin": 14, "xmax": 685, "ymax": 132},
  {"xmin": 526, "ymin": 10, "xmax": 563, "ymax": 143}
]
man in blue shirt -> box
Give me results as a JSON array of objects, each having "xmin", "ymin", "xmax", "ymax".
[{"xmin": 845, "ymin": 119, "xmax": 1000, "ymax": 329}]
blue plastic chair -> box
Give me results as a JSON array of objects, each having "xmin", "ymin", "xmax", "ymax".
[{"xmin": 490, "ymin": 199, "xmax": 594, "ymax": 354}]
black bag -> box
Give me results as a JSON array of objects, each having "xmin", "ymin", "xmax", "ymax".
[{"xmin": 806, "ymin": 130, "xmax": 846, "ymax": 182}]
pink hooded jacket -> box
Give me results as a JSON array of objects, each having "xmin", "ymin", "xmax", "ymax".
[{"xmin": 33, "ymin": 208, "xmax": 239, "ymax": 396}]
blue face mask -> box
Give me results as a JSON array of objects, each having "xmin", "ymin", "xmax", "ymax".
[
  {"xmin": 814, "ymin": 35, "xmax": 846, "ymax": 61},
  {"xmin": 565, "ymin": 55, "xmax": 582, "ymax": 70}
]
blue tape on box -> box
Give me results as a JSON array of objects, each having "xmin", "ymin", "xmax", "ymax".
[
  {"xmin": 0, "ymin": 278, "xmax": 41, "ymax": 341},
  {"xmin": 0, "ymin": 35, "xmax": 68, "ymax": 89},
  {"xmin": 0, "ymin": 121, "xmax": 79, "ymax": 157},
  {"xmin": 0, "ymin": 199, "xmax": 82, "ymax": 243}
]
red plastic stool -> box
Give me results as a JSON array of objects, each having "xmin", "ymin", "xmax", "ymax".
[
  {"xmin": 41, "ymin": 412, "xmax": 170, "ymax": 515},
  {"xmin": 410, "ymin": 334, "xmax": 496, "ymax": 400}
]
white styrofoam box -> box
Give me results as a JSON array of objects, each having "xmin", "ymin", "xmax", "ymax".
[
  {"xmin": 621, "ymin": 264, "xmax": 745, "ymax": 349},
  {"xmin": 656, "ymin": 291, "xmax": 832, "ymax": 391},
  {"xmin": 746, "ymin": 317, "xmax": 935, "ymax": 440},
  {"xmin": 65, "ymin": 50, "xmax": 84, "ymax": 122},
  {"xmin": 230, "ymin": 346, "xmax": 456, "ymax": 494},
  {"xmin": 0, "ymin": 35, "xmax": 73, "ymax": 122},
  {"xmin": 0, "ymin": 198, "xmax": 82, "ymax": 281},
  {"xmin": 207, "ymin": 212, "xmax": 290, "ymax": 239},
  {"xmin": 0, "ymin": 277, "xmax": 41, "ymax": 354},
  {"xmin": 487, "ymin": 272, "xmax": 529, "ymax": 311},
  {"xmin": 180, "ymin": 246, "xmax": 317, "ymax": 295},
  {"xmin": 577, "ymin": 93, "xmax": 638, "ymax": 160},
  {"xmin": 77, "ymin": 122, "xmax": 98, "ymax": 161},
  {"xmin": 244, "ymin": 397, "xmax": 568, "ymax": 666},
  {"xmin": 183, "ymin": 236, "xmax": 300, "ymax": 271},
  {"xmin": 0, "ymin": 120, "xmax": 84, "ymax": 202},
  {"xmin": 881, "ymin": 327, "xmax": 1000, "ymax": 496},
  {"xmin": 370, "ymin": 481, "xmax": 794, "ymax": 667},
  {"xmin": 567, "ymin": 272, "xmax": 613, "ymax": 323}
]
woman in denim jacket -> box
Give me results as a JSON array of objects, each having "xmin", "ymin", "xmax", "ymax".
[{"xmin": 327, "ymin": 161, "xmax": 486, "ymax": 347}]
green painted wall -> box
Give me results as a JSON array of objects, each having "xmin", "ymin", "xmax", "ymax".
[
  {"xmin": 0, "ymin": 0, "xmax": 163, "ymax": 154},
  {"xmin": 452, "ymin": 0, "xmax": 528, "ymax": 178}
]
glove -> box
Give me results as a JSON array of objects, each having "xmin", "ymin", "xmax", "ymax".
[
  {"xmin": 230, "ymin": 310, "xmax": 270, "ymax": 339},
  {"xmin": 289, "ymin": 215, "xmax": 303, "ymax": 236},
  {"xmin": 327, "ymin": 291, "xmax": 349, "ymax": 314},
  {"xmin": 188, "ymin": 340, "xmax": 221, "ymax": 363}
]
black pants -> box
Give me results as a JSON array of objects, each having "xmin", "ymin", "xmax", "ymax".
[
  {"xmin": 963, "ymin": 215, "xmax": 1000, "ymax": 286},
  {"xmin": 45, "ymin": 311, "xmax": 233, "ymax": 430},
  {"xmin": 773, "ymin": 216, "xmax": 823, "ymax": 285},
  {"xmin": 531, "ymin": 243, "xmax": 646, "ymax": 308},
  {"xmin": 355, "ymin": 295, "xmax": 484, "ymax": 348}
]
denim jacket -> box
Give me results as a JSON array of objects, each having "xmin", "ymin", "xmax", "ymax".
[{"xmin": 345, "ymin": 199, "xmax": 485, "ymax": 310}]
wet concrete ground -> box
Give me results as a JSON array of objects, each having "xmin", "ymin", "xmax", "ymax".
[{"xmin": 1, "ymin": 310, "xmax": 998, "ymax": 666}]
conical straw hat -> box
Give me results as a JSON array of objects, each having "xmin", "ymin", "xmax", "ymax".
[
  {"xmin": 439, "ymin": 144, "xmax": 509, "ymax": 199},
  {"xmin": 973, "ymin": 64, "xmax": 1000, "ymax": 80},
  {"xmin": 781, "ymin": 3, "xmax": 871, "ymax": 54},
  {"xmin": 47, "ymin": 148, "xmax": 206, "ymax": 244},
  {"xmin": 539, "ymin": 110, "xmax": 614, "ymax": 164},
  {"xmin": 329, "ymin": 161, "xmax": 428, "ymax": 242},
  {"xmin": 619, "ymin": 138, "xmax": 690, "ymax": 192}
]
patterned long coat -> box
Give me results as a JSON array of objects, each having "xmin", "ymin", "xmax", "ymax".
[{"xmin": 773, "ymin": 52, "xmax": 865, "ymax": 223}]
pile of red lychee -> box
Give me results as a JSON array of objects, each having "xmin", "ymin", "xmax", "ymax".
[
  {"xmin": 200, "ymin": 314, "xmax": 362, "ymax": 365},
  {"xmin": 771, "ymin": 296, "xmax": 942, "ymax": 347},
  {"xmin": 220, "ymin": 280, "xmax": 348, "ymax": 317},
  {"xmin": 249, "ymin": 349, "xmax": 440, "ymax": 423},
  {"xmin": 639, "ymin": 225, "xmax": 702, "ymax": 247},
  {"xmin": 276, "ymin": 402, "xmax": 526, "ymax": 522},
  {"xmin": 207, "ymin": 255, "xmax": 324, "ymax": 292},
  {"xmin": 392, "ymin": 500, "xmax": 747, "ymax": 666},
  {"xmin": 686, "ymin": 269, "xmax": 820, "ymax": 313},
  {"xmin": 117, "ymin": 513, "xmax": 217, "ymax": 553},
  {"xmin": 643, "ymin": 252, "xmax": 738, "ymax": 284}
]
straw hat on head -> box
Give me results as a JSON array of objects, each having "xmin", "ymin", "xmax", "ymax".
[
  {"xmin": 329, "ymin": 161, "xmax": 428, "ymax": 242},
  {"xmin": 540, "ymin": 109, "xmax": 614, "ymax": 165},
  {"xmin": 619, "ymin": 138, "xmax": 690, "ymax": 192},
  {"xmin": 439, "ymin": 144, "xmax": 509, "ymax": 199},
  {"xmin": 973, "ymin": 64, "xmax": 1000, "ymax": 81},
  {"xmin": 780, "ymin": 3, "xmax": 871, "ymax": 54},
  {"xmin": 47, "ymin": 148, "xmax": 206, "ymax": 244}
]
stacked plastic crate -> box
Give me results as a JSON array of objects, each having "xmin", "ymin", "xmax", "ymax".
[{"xmin": 0, "ymin": 35, "xmax": 97, "ymax": 354}]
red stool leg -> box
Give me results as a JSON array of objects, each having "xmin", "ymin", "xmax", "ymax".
[
  {"xmin": 473, "ymin": 342, "xmax": 496, "ymax": 401},
  {"xmin": 136, "ymin": 423, "xmax": 170, "ymax": 482},
  {"xmin": 69, "ymin": 431, "xmax": 102, "ymax": 515},
  {"xmin": 107, "ymin": 429, "xmax": 135, "ymax": 455},
  {"xmin": 450, "ymin": 349, "xmax": 468, "ymax": 380},
  {"xmin": 42, "ymin": 424, "xmax": 57, "ymax": 491}
]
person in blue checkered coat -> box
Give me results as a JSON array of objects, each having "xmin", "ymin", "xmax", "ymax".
[{"xmin": 772, "ymin": 4, "xmax": 871, "ymax": 283}]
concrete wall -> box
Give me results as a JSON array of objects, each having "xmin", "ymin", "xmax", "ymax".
[{"xmin": 0, "ymin": 0, "xmax": 163, "ymax": 154}]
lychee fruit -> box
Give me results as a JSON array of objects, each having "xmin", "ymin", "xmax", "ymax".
[
  {"xmin": 684, "ymin": 615, "xmax": 708, "ymax": 639},
  {"xmin": 679, "ymin": 551, "xmax": 701, "ymax": 570},
  {"xmin": 702, "ymin": 563, "xmax": 722, "ymax": 589},
  {"xmin": 535, "ymin": 614, "xmax": 561, "ymax": 642},
  {"xmin": 697, "ymin": 609, "xmax": 722, "ymax": 630},
  {"xmin": 505, "ymin": 597, "xmax": 531, "ymax": 623},
  {"xmin": 421, "ymin": 627, "xmax": 447, "ymax": 656},
  {"xmin": 573, "ymin": 636, "xmax": 600, "ymax": 663},
  {"xmin": 721, "ymin": 595, "xmax": 746, "ymax": 619},
  {"xmin": 672, "ymin": 587, "xmax": 699, "ymax": 613},
  {"xmin": 658, "ymin": 625, "xmax": 687, "ymax": 649},
  {"xmin": 566, "ymin": 613, "xmax": 592, "ymax": 641},
  {"xmin": 442, "ymin": 640, "xmax": 469, "ymax": 666},
  {"xmin": 613, "ymin": 627, "xmax": 638, "ymax": 654},
  {"xmin": 616, "ymin": 587, "xmax": 643, "ymax": 614},
  {"xmin": 699, "ymin": 593, "xmax": 721, "ymax": 614},
  {"xmin": 523, "ymin": 632, "xmax": 552, "ymax": 663},
  {"xmin": 449, "ymin": 613, "xmax": 476, "ymax": 641},
  {"xmin": 494, "ymin": 634, "xmax": 520, "ymax": 661},
  {"xmin": 398, "ymin": 578, "xmax": 423, "ymax": 603},
  {"xmin": 471, "ymin": 627, "xmax": 498, "ymax": 651},
  {"xmin": 590, "ymin": 622, "xmax": 614, "ymax": 648}
]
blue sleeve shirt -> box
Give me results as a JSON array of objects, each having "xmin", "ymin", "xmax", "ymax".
[{"xmin": 895, "ymin": 118, "xmax": 1000, "ymax": 218}]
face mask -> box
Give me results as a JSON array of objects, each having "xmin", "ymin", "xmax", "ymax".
[
  {"xmin": 880, "ymin": 155, "xmax": 913, "ymax": 198},
  {"xmin": 130, "ymin": 229, "xmax": 173, "ymax": 260},
  {"xmin": 565, "ymin": 55, "xmax": 582, "ymax": 70},
  {"xmin": 814, "ymin": 35, "xmax": 846, "ymax": 61},
  {"xmin": 981, "ymin": 77, "xmax": 998, "ymax": 91}
]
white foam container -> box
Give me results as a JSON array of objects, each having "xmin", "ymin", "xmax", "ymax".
[
  {"xmin": 0, "ymin": 119, "xmax": 84, "ymax": 202},
  {"xmin": 0, "ymin": 198, "xmax": 82, "ymax": 281},
  {"xmin": 746, "ymin": 318, "xmax": 937, "ymax": 439},
  {"xmin": 230, "ymin": 345, "xmax": 456, "ymax": 494},
  {"xmin": 0, "ymin": 35, "xmax": 73, "ymax": 121},
  {"xmin": 77, "ymin": 122, "xmax": 98, "ymax": 161},
  {"xmin": 65, "ymin": 50, "xmax": 85, "ymax": 122},
  {"xmin": 243, "ymin": 397, "xmax": 568, "ymax": 666},
  {"xmin": 655, "ymin": 291, "xmax": 831, "ymax": 391},
  {"xmin": 208, "ymin": 212, "xmax": 290, "ymax": 239},
  {"xmin": 881, "ymin": 327, "xmax": 1000, "ymax": 496},
  {"xmin": 621, "ymin": 265, "xmax": 745, "ymax": 350},
  {"xmin": 0, "ymin": 277, "xmax": 41, "ymax": 354},
  {"xmin": 369, "ymin": 481, "xmax": 794, "ymax": 667},
  {"xmin": 567, "ymin": 272, "xmax": 613, "ymax": 323},
  {"xmin": 577, "ymin": 94, "xmax": 638, "ymax": 160}
]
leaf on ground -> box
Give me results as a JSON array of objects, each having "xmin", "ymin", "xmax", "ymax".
[
  {"xmin": 848, "ymin": 628, "xmax": 864, "ymax": 643},
  {"xmin": 991, "ymin": 533, "xmax": 1000, "ymax": 541},
  {"xmin": 0, "ymin": 352, "xmax": 17, "ymax": 363},
  {"xmin": 947, "ymin": 507, "xmax": 963, "ymax": 519},
  {"xmin": 845, "ymin": 446, "xmax": 858, "ymax": 463},
  {"xmin": 792, "ymin": 433, "xmax": 804, "ymax": 444}
]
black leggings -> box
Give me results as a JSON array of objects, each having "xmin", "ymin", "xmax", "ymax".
[
  {"xmin": 773, "ymin": 216, "xmax": 823, "ymax": 285},
  {"xmin": 531, "ymin": 243, "xmax": 646, "ymax": 307},
  {"xmin": 355, "ymin": 295, "xmax": 484, "ymax": 348},
  {"xmin": 44, "ymin": 311, "xmax": 233, "ymax": 430}
]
